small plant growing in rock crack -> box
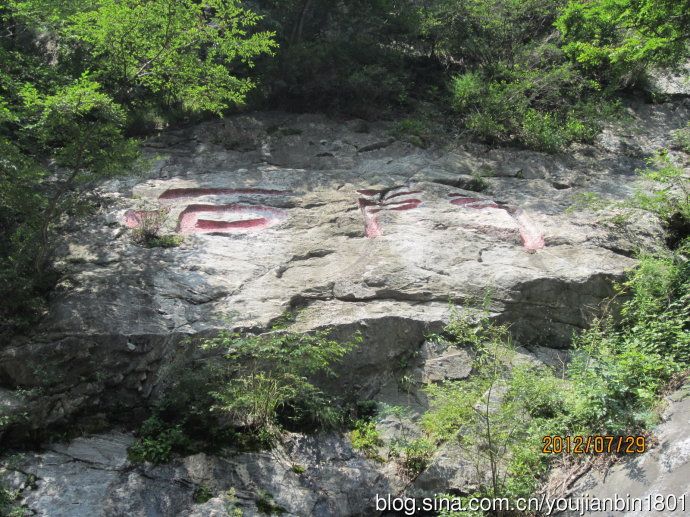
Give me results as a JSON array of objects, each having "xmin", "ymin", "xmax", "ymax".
[
  {"xmin": 671, "ymin": 122, "xmax": 690, "ymax": 154},
  {"xmin": 131, "ymin": 208, "xmax": 183, "ymax": 248},
  {"xmin": 634, "ymin": 149, "xmax": 690, "ymax": 235},
  {"xmin": 388, "ymin": 437, "xmax": 435, "ymax": 479},
  {"xmin": 127, "ymin": 416, "xmax": 189, "ymax": 464},
  {"xmin": 290, "ymin": 464, "xmax": 306, "ymax": 474},
  {"xmin": 223, "ymin": 488, "xmax": 244, "ymax": 517},
  {"xmin": 389, "ymin": 118, "xmax": 432, "ymax": 148},
  {"xmin": 396, "ymin": 349, "xmax": 421, "ymax": 393},
  {"xmin": 0, "ymin": 481, "xmax": 26, "ymax": 517},
  {"xmin": 349, "ymin": 419, "xmax": 385, "ymax": 462},
  {"xmin": 464, "ymin": 171, "xmax": 491, "ymax": 193},
  {"xmin": 193, "ymin": 484, "xmax": 214, "ymax": 504},
  {"xmin": 565, "ymin": 191, "xmax": 610, "ymax": 214},
  {"xmin": 428, "ymin": 301, "xmax": 504, "ymax": 351},
  {"xmin": 268, "ymin": 307, "xmax": 303, "ymax": 331},
  {"xmin": 255, "ymin": 489, "xmax": 285, "ymax": 515}
]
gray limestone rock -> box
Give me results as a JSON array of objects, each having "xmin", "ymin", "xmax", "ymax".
[
  {"xmin": 565, "ymin": 384, "xmax": 690, "ymax": 516},
  {"xmin": 4, "ymin": 432, "xmax": 403, "ymax": 517},
  {"xmin": 1, "ymin": 99, "xmax": 688, "ymax": 516}
]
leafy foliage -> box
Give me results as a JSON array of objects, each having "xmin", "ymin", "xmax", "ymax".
[
  {"xmin": 389, "ymin": 437, "xmax": 436, "ymax": 478},
  {"xmin": 349, "ymin": 419, "xmax": 384, "ymax": 461},
  {"xmin": 0, "ymin": 0, "xmax": 273, "ymax": 334},
  {"xmin": 65, "ymin": 0, "xmax": 276, "ymax": 113},
  {"xmin": 556, "ymin": 0, "xmax": 690, "ymax": 85},
  {"xmin": 24, "ymin": 77, "xmax": 139, "ymax": 269},
  {"xmin": 253, "ymin": 0, "xmax": 423, "ymax": 115},
  {"xmin": 672, "ymin": 123, "xmax": 690, "ymax": 153},
  {"xmin": 129, "ymin": 330, "xmax": 361, "ymax": 462},
  {"xmin": 423, "ymin": 0, "xmax": 565, "ymax": 67},
  {"xmin": 204, "ymin": 330, "xmax": 361, "ymax": 439},
  {"xmin": 422, "ymin": 253, "xmax": 689, "ymax": 498},
  {"xmin": 423, "ymin": 315, "xmax": 527, "ymax": 495},
  {"xmin": 127, "ymin": 416, "xmax": 190, "ymax": 463},
  {"xmin": 0, "ymin": 482, "xmax": 26, "ymax": 517},
  {"xmin": 130, "ymin": 208, "xmax": 183, "ymax": 248},
  {"xmin": 634, "ymin": 150, "xmax": 690, "ymax": 224},
  {"xmin": 0, "ymin": 139, "xmax": 47, "ymax": 332},
  {"xmin": 441, "ymin": 5, "xmax": 609, "ymax": 149}
]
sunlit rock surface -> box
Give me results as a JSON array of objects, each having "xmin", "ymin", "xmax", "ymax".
[
  {"xmin": 565, "ymin": 385, "xmax": 690, "ymax": 516},
  {"xmin": 1, "ymin": 99, "xmax": 688, "ymax": 516}
]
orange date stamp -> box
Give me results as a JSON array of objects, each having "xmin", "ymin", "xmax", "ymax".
[{"xmin": 542, "ymin": 435, "xmax": 646, "ymax": 454}]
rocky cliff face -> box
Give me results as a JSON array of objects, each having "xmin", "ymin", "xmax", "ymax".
[
  {"xmin": 565, "ymin": 384, "xmax": 690, "ymax": 517},
  {"xmin": 1, "ymin": 98, "xmax": 688, "ymax": 515}
]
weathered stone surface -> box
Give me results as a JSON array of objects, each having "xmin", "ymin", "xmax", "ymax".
[
  {"xmin": 0, "ymin": 100, "xmax": 688, "ymax": 516},
  {"xmin": 566, "ymin": 384, "xmax": 690, "ymax": 516},
  {"xmin": 409, "ymin": 441, "xmax": 482, "ymax": 498},
  {"xmin": 4, "ymin": 432, "xmax": 403, "ymax": 517},
  {"xmin": 646, "ymin": 63, "xmax": 690, "ymax": 98},
  {"xmin": 418, "ymin": 340, "xmax": 473, "ymax": 383}
]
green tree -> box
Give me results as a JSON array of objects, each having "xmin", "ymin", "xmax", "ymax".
[
  {"xmin": 425, "ymin": 0, "xmax": 607, "ymax": 151},
  {"xmin": 203, "ymin": 330, "xmax": 361, "ymax": 441},
  {"xmin": 65, "ymin": 0, "xmax": 276, "ymax": 112},
  {"xmin": 10, "ymin": 0, "xmax": 276, "ymax": 113},
  {"xmin": 0, "ymin": 0, "xmax": 275, "ymax": 333},
  {"xmin": 556, "ymin": 0, "xmax": 690, "ymax": 85},
  {"xmin": 254, "ymin": 0, "xmax": 422, "ymax": 114},
  {"xmin": 424, "ymin": 339, "xmax": 524, "ymax": 496},
  {"xmin": 423, "ymin": 0, "xmax": 566, "ymax": 68},
  {"xmin": 0, "ymin": 137, "xmax": 47, "ymax": 332},
  {"xmin": 20, "ymin": 76, "xmax": 138, "ymax": 272}
]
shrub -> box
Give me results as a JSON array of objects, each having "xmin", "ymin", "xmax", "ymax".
[
  {"xmin": 566, "ymin": 191, "xmax": 610, "ymax": 213},
  {"xmin": 389, "ymin": 118, "xmax": 433, "ymax": 148},
  {"xmin": 389, "ymin": 437, "xmax": 436, "ymax": 478},
  {"xmin": 253, "ymin": 1, "xmax": 421, "ymax": 116},
  {"xmin": 450, "ymin": 64, "xmax": 608, "ymax": 151},
  {"xmin": 255, "ymin": 490, "xmax": 285, "ymax": 515},
  {"xmin": 129, "ymin": 208, "xmax": 183, "ymax": 248},
  {"xmin": 0, "ymin": 483, "xmax": 25, "ymax": 517},
  {"xmin": 205, "ymin": 330, "xmax": 361, "ymax": 440},
  {"xmin": 420, "ymin": 255, "xmax": 688, "ymax": 499},
  {"xmin": 128, "ymin": 416, "xmax": 190, "ymax": 464},
  {"xmin": 436, "ymin": 303, "xmax": 508, "ymax": 352},
  {"xmin": 349, "ymin": 420, "xmax": 384, "ymax": 461},
  {"xmin": 193, "ymin": 485, "xmax": 214, "ymax": 504},
  {"xmin": 521, "ymin": 109, "xmax": 568, "ymax": 153},
  {"xmin": 434, "ymin": 1, "xmax": 615, "ymax": 151},
  {"xmin": 145, "ymin": 235, "xmax": 184, "ymax": 249},
  {"xmin": 671, "ymin": 123, "xmax": 690, "ymax": 153},
  {"xmin": 223, "ymin": 488, "xmax": 244, "ymax": 517},
  {"xmin": 135, "ymin": 329, "xmax": 362, "ymax": 456},
  {"xmin": 451, "ymin": 72, "xmax": 484, "ymax": 112},
  {"xmin": 635, "ymin": 150, "xmax": 690, "ymax": 223},
  {"xmin": 131, "ymin": 209, "xmax": 168, "ymax": 245},
  {"xmin": 556, "ymin": 0, "xmax": 690, "ymax": 87},
  {"xmin": 129, "ymin": 330, "xmax": 361, "ymax": 461},
  {"xmin": 423, "ymin": 381, "xmax": 484, "ymax": 441}
]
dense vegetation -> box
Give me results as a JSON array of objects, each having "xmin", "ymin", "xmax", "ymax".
[
  {"xmin": 421, "ymin": 235, "xmax": 689, "ymax": 504},
  {"xmin": 126, "ymin": 329, "xmax": 366, "ymax": 462}
]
